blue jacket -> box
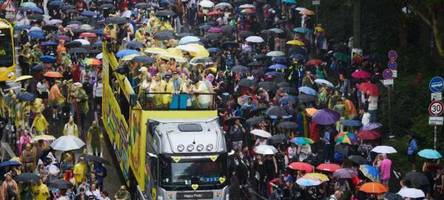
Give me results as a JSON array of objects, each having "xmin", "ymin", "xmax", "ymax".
[{"xmin": 407, "ymin": 139, "xmax": 417, "ymax": 155}]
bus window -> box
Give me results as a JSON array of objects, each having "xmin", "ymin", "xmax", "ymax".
[{"xmin": 0, "ymin": 28, "xmax": 13, "ymax": 67}]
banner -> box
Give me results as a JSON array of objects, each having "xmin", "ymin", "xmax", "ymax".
[{"xmin": 129, "ymin": 108, "xmax": 146, "ymax": 189}]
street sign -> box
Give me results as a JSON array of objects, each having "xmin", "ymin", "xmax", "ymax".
[
  {"xmin": 383, "ymin": 69, "xmax": 393, "ymax": 79},
  {"xmin": 388, "ymin": 50, "xmax": 398, "ymax": 60},
  {"xmin": 312, "ymin": 0, "xmax": 320, "ymax": 5},
  {"xmin": 391, "ymin": 70, "xmax": 398, "ymax": 78},
  {"xmin": 432, "ymin": 92, "xmax": 442, "ymax": 101},
  {"xmin": 388, "ymin": 61, "xmax": 397, "ymax": 70},
  {"xmin": 429, "ymin": 76, "xmax": 444, "ymax": 93},
  {"xmin": 382, "ymin": 79, "xmax": 394, "ymax": 86},
  {"xmin": 429, "ymin": 100, "xmax": 444, "ymax": 116},
  {"xmin": 429, "ymin": 116, "xmax": 444, "ymax": 125}
]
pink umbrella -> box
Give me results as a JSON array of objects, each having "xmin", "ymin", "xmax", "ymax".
[
  {"xmin": 208, "ymin": 27, "xmax": 223, "ymax": 33},
  {"xmin": 351, "ymin": 70, "xmax": 371, "ymax": 79}
]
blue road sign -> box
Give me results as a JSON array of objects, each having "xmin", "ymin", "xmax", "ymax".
[
  {"xmin": 383, "ymin": 69, "xmax": 393, "ymax": 79},
  {"xmin": 429, "ymin": 76, "xmax": 444, "ymax": 93}
]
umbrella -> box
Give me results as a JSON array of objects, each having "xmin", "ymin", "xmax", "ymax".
[
  {"xmin": 144, "ymin": 47, "xmax": 167, "ymax": 55},
  {"xmin": 288, "ymin": 162, "xmax": 313, "ymax": 172},
  {"xmin": 296, "ymin": 178, "xmax": 321, "ymax": 187},
  {"xmin": 179, "ymin": 36, "xmax": 200, "ymax": 45},
  {"xmin": 251, "ymin": 129, "xmax": 272, "ymax": 138},
  {"xmin": 290, "ymin": 137, "xmax": 314, "ymax": 145},
  {"xmin": 14, "ymin": 75, "xmax": 33, "ymax": 82},
  {"xmin": 32, "ymin": 64, "xmax": 44, "ymax": 72},
  {"xmin": 199, "ymin": 0, "xmax": 214, "ymax": 8},
  {"xmin": 306, "ymin": 59, "xmax": 322, "ymax": 66},
  {"xmin": 135, "ymin": 2, "xmax": 150, "ymax": 9},
  {"xmin": 48, "ymin": 179, "xmax": 73, "ymax": 189},
  {"xmin": 293, "ymin": 27, "xmax": 309, "ymax": 34},
  {"xmin": 267, "ymin": 28, "xmax": 284, "ymax": 34},
  {"xmin": 84, "ymin": 58, "xmax": 102, "ymax": 66},
  {"xmin": 348, "ymin": 155, "xmax": 368, "ymax": 165},
  {"xmin": 361, "ymin": 122, "xmax": 382, "ymax": 131},
  {"xmin": 333, "ymin": 168, "xmax": 354, "ymax": 179},
  {"xmin": 80, "ymin": 10, "xmax": 95, "ymax": 17},
  {"xmin": 371, "ymin": 145, "xmax": 397, "ymax": 154},
  {"xmin": 222, "ymin": 41, "xmax": 238, "ymax": 49},
  {"xmin": 68, "ymin": 47, "xmax": 87, "ymax": 54},
  {"xmin": 82, "ymin": 154, "xmax": 110, "ymax": 164},
  {"xmin": 105, "ymin": 16, "xmax": 127, "ymax": 24},
  {"xmin": 277, "ymin": 121, "xmax": 298, "ymax": 129},
  {"xmin": 298, "ymin": 86, "xmax": 317, "ymax": 96},
  {"xmin": 73, "ymin": 39, "xmax": 90, "ymax": 46},
  {"xmin": 126, "ymin": 41, "xmax": 144, "ymax": 49},
  {"xmin": 28, "ymin": 14, "xmax": 44, "ymax": 21},
  {"xmin": 268, "ymin": 64, "xmax": 287, "ymax": 70},
  {"xmin": 239, "ymin": 4, "xmax": 255, "ymax": 9},
  {"xmin": 418, "ymin": 149, "xmax": 442, "ymax": 159},
  {"xmin": 266, "ymin": 106, "xmax": 290, "ymax": 118},
  {"xmin": 245, "ymin": 36, "xmax": 264, "ymax": 43},
  {"xmin": 358, "ymin": 82, "xmax": 380, "ymax": 96},
  {"xmin": 341, "ymin": 119, "xmax": 362, "ymax": 127},
  {"xmin": 241, "ymin": 8, "xmax": 256, "ymax": 14},
  {"xmin": 116, "ymin": 49, "xmax": 139, "ymax": 58},
  {"xmin": 298, "ymin": 94, "xmax": 316, "ymax": 103},
  {"xmin": 268, "ymin": 134, "xmax": 287, "ymax": 145},
  {"xmin": 312, "ymin": 109, "xmax": 340, "ymax": 125},
  {"xmin": 351, "ymin": 70, "xmax": 371, "ymax": 79},
  {"xmin": 279, "ymin": 95, "xmax": 297, "ymax": 105},
  {"xmin": 207, "ymin": 47, "xmax": 221, "ymax": 53},
  {"xmin": 224, "ymin": 116, "xmax": 245, "ymax": 126},
  {"xmin": 44, "ymin": 71, "xmax": 63, "ymax": 78},
  {"xmin": 121, "ymin": 54, "xmax": 139, "ymax": 62},
  {"xmin": 405, "ymin": 171, "xmax": 430, "ymax": 188},
  {"xmin": 231, "ymin": 65, "xmax": 249, "ymax": 73},
  {"xmin": 29, "ymin": 30, "xmax": 45, "ymax": 39},
  {"xmin": 15, "ymin": 173, "xmax": 40, "ymax": 183},
  {"xmin": 287, "ymin": 40, "xmax": 305, "ymax": 46},
  {"xmin": 359, "ymin": 182, "xmax": 387, "ymax": 194},
  {"xmin": 335, "ymin": 132, "xmax": 358, "ymax": 144},
  {"xmin": 305, "ymin": 108, "xmax": 318, "ymax": 117},
  {"xmin": 215, "ymin": 2, "xmax": 232, "ymax": 9},
  {"xmin": 0, "ymin": 160, "xmax": 21, "ymax": 168},
  {"xmin": 297, "ymin": 7, "xmax": 315, "ymax": 15},
  {"xmin": 155, "ymin": 10, "xmax": 176, "ymax": 17},
  {"xmin": 314, "ymin": 79, "xmax": 334, "ymax": 87},
  {"xmin": 48, "ymin": 0, "xmax": 63, "ymax": 7},
  {"xmin": 254, "ymin": 144, "xmax": 278, "ymax": 155},
  {"xmin": 41, "ymin": 41, "xmax": 58, "ymax": 46},
  {"xmin": 14, "ymin": 25, "xmax": 31, "ymax": 31},
  {"xmin": 154, "ymin": 31, "xmax": 175, "ymax": 40},
  {"xmin": 357, "ymin": 130, "xmax": 381, "ymax": 140},
  {"xmin": 21, "ymin": 6, "xmax": 43, "ymax": 14},
  {"xmin": 31, "ymin": 134, "xmax": 56, "ymax": 142},
  {"xmin": 133, "ymin": 56, "xmax": 155, "ymax": 64},
  {"xmin": 360, "ymin": 165, "xmax": 380, "ymax": 182},
  {"xmin": 384, "ymin": 193, "xmax": 403, "ymax": 200},
  {"xmin": 246, "ymin": 116, "xmax": 265, "ymax": 125},
  {"xmin": 333, "ymin": 52, "xmax": 349, "ymax": 62},
  {"xmin": 258, "ymin": 81, "xmax": 277, "ymax": 91},
  {"xmin": 397, "ymin": 188, "xmax": 425, "ymax": 199},
  {"xmin": 316, "ymin": 163, "xmax": 341, "ymax": 172},
  {"xmin": 50, "ymin": 135, "xmax": 85, "ymax": 151},
  {"xmin": 21, "ymin": 2, "xmax": 37, "ymax": 8},
  {"xmin": 279, "ymin": 87, "xmax": 297, "ymax": 95},
  {"xmin": 303, "ymin": 173, "xmax": 329, "ymax": 182},
  {"xmin": 190, "ymin": 57, "xmax": 213, "ymax": 65},
  {"xmin": 65, "ymin": 41, "xmax": 82, "ymax": 48},
  {"xmin": 17, "ymin": 92, "xmax": 36, "ymax": 102},
  {"xmin": 266, "ymin": 51, "xmax": 285, "ymax": 57},
  {"xmin": 238, "ymin": 78, "xmax": 256, "ymax": 87},
  {"xmin": 79, "ymin": 32, "xmax": 97, "ymax": 38},
  {"xmin": 208, "ymin": 27, "xmax": 223, "ymax": 33},
  {"xmin": 40, "ymin": 55, "xmax": 56, "ymax": 63},
  {"xmin": 283, "ymin": 0, "xmax": 297, "ymax": 4}
]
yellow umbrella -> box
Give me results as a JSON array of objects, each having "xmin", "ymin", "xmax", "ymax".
[
  {"xmin": 287, "ymin": 40, "xmax": 305, "ymax": 46},
  {"xmin": 121, "ymin": 54, "xmax": 139, "ymax": 61},
  {"xmin": 144, "ymin": 47, "xmax": 167, "ymax": 55},
  {"xmin": 166, "ymin": 48, "xmax": 184, "ymax": 58},
  {"xmin": 159, "ymin": 52, "xmax": 187, "ymax": 63},
  {"xmin": 177, "ymin": 44, "xmax": 209, "ymax": 57},
  {"xmin": 14, "ymin": 75, "xmax": 33, "ymax": 82},
  {"xmin": 303, "ymin": 173, "xmax": 329, "ymax": 182},
  {"xmin": 32, "ymin": 134, "xmax": 56, "ymax": 142}
]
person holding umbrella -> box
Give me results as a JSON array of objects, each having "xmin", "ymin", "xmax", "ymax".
[{"xmin": 0, "ymin": 173, "xmax": 18, "ymax": 200}]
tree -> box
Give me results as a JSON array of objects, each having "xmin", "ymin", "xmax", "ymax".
[{"xmin": 407, "ymin": 0, "xmax": 444, "ymax": 58}]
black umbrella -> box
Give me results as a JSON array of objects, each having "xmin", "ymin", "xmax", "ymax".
[
  {"xmin": 42, "ymin": 24, "xmax": 58, "ymax": 31},
  {"xmin": 277, "ymin": 82, "xmax": 290, "ymax": 88},
  {"xmin": 72, "ymin": 16, "xmax": 88, "ymax": 22},
  {"xmin": 246, "ymin": 116, "xmax": 265, "ymax": 126},
  {"xmin": 298, "ymin": 94, "xmax": 316, "ymax": 103},
  {"xmin": 205, "ymin": 33, "xmax": 223, "ymax": 41},
  {"xmin": 67, "ymin": 20, "xmax": 82, "ymax": 25},
  {"xmin": 28, "ymin": 14, "xmax": 44, "ymax": 21},
  {"xmin": 0, "ymin": 160, "xmax": 22, "ymax": 168},
  {"xmin": 238, "ymin": 78, "xmax": 256, "ymax": 87},
  {"xmin": 268, "ymin": 134, "xmax": 287, "ymax": 145},
  {"xmin": 247, "ymin": 107, "xmax": 267, "ymax": 118},
  {"xmin": 48, "ymin": 179, "xmax": 73, "ymax": 189},
  {"xmin": 279, "ymin": 95, "xmax": 297, "ymax": 105},
  {"xmin": 176, "ymin": 32, "xmax": 194, "ymax": 38},
  {"xmin": 384, "ymin": 193, "xmax": 403, "ymax": 200},
  {"xmin": 221, "ymin": 24, "xmax": 234, "ymax": 34},
  {"xmin": 135, "ymin": 2, "xmax": 150, "ymax": 9},
  {"xmin": 222, "ymin": 41, "xmax": 238, "ymax": 49},
  {"xmin": 64, "ymin": 9, "xmax": 78, "ymax": 14},
  {"xmin": 68, "ymin": 47, "xmax": 88, "ymax": 54},
  {"xmin": 277, "ymin": 121, "xmax": 298, "ymax": 129},
  {"xmin": 15, "ymin": 173, "xmax": 40, "ymax": 183},
  {"xmin": 258, "ymin": 81, "xmax": 277, "ymax": 92},
  {"xmin": 83, "ymin": 154, "xmax": 110, "ymax": 164},
  {"xmin": 32, "ymin": 64, "xmax": 44, "ymax": 72},
  {"xmin": 99, "ymin": 3, "xmax": 115, "ymax": 10},
  {"xmin": 224, "ymin": 116, "xmax": 246, "ymax": 126},
  {"xmin": 61, "ymin": 4, "xmax": 75, "ymax": 10},
  {"xmin": 133, "ymin": 56, "xmax": 155, "ymax": 64},
  {"xmin": 347, "ymin": 155, "xmax": 368, "ymax": 165},
  {"xmin": 126, "ymin": 41, "xmax": 144, "ymax": 50},
  {"xmin": 247, "ymin": 61, "xmax": 263, "ymax": 68},
  {"xmin": 154, "ymin": 31, "xmax": 174, "ymax": 40},
  {"xmin": 155, "ymin": 10, "xmax": 176, "ymax": 17},
  {"xmin": 405, "ymin": 171, "xmax": 430, "ymax": 188},
  {"xmin": 231, "ymin": 65, "xmax": 249, "ymax": 73},
  {"xmin": 97, "ymin": 0, "xmax": 113, "ymax": 5},
  {"xmin": 239, "ymin": 31, "xmax": 253, "ymax": 39},
  {"xmin": 17, "ymin": 92, "xmax": 36, "ymax": 102},
  {"xmin": 280, "ymin": 87, "xmax": 297, "ymax": 95},
  {"xmin": 266, "ymin": 106, "xmax": 290, "ymax": 118},
  {"xmin": 105, "ymin": 16, "xmax": 127, "ymax": 24}
]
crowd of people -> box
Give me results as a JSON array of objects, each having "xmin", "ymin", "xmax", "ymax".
[{"xmin": 0, "ymin": 0, "xmax": 443, "ymax": 200}]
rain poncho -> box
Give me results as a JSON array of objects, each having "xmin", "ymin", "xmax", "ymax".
[{"xmin": 32, "ymin": 113, "xmax": 48, "ymax": 134}]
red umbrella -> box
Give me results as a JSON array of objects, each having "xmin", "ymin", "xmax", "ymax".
[
  {"xmin": 306, "ymin": 59, "xmax": 322, "ymax": 66},
  {"xmin": 357, "ymin": 130, "xmax": 381, "ymax": 140},
  {"xmin": 79, "ymin": 32, "xmax": 97, "ymax": 38},
  {"xmin": 358, "ymin": 82, "xmax": 379, "ymax": 96},
  {"xmin": 44, "ymin": 71, "xmax": 63, "ymax": 78},
  {"xmin": 208, "ymin": 10, "xmax": 223, "ymax": 16},
  {"xmin": 288, "ymin": 162, "xmax": 313, "ymax": 172},
  {"xmin": 351, "ymin": 70, "xmax": 371, "ymax": 79},
  {"xmin": 316, "ymin": 163, "xmax": 341, "ymax": 173}
]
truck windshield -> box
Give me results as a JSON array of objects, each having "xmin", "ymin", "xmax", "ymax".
[
  {"xmin": 160, "ymin": 155, "xmax": 227, "ymax": 190},
  {"xmin": 0, "ymin": 28, "xmax": 13, "ymax": 67}
]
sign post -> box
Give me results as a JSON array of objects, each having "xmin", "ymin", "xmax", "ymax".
[
  {"xmin": 383, "ymin": 50, "xmax": 397, "ymax": 138},
  {"xmin": 428, "ymin": 76, "xmax": 444, "ymax": 149}
]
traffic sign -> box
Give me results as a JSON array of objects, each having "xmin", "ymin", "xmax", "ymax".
[
  {"xmin": 388, "ymin": 50, "xmax": 398, "ymax": 60},
  {"xmin": 429, "ymin": 76, "xmax": 444, "ymax": 93},
  {"xmin": 429, "ymin": 116, "xmax": 444, "ymax": 125},
  {"xmin": 391, "ymin": 70, "xmax": 398, "ymax": 78},
  {"xmin": 381, "ymin": 79, "xmax": 394, "ymax": 86},
  {"xmin": 429, "ymin": 100, "xmax": 444, "ymax": 116},
  {"xmin": 431, "ymin": 92, "xmax": 442, "ymax": 101},
  {"xmin": 388, "ymin": 61, "xmax": 397, "ymax": 70},
  {"xmin": 383, "ymin": 69, "xmax": 393, "ymax": 79},
  {"xmin": 312, "ymin": 0, "xmax": 320, "ymax": 5}
]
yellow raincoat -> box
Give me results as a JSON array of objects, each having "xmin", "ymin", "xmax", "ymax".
[{"xmin": 32, "ymin": 113, "xmax": 48, "ymax": 134}]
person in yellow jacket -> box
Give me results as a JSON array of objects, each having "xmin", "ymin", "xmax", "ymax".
[
  {"xmin": 73, "ymin": 157, "xmax": 87, "ymax": 186},
  {"xmin": 343, "ymin": 96, "xmax": 357, "ymax": 119},
  {"xmin": 32, "ymin": 179, "xmax": 50, "ymax": 200},
  {"xmin": 31, "ymin": 112, "xmax": 48, "ymax": 135},
  {"xmin": 152, "ymin": 74, "xmax": 166, "ymax": 108},
  {"xmin": 162, "ymin": 74, "xmax": 174, "ymax": 107}
]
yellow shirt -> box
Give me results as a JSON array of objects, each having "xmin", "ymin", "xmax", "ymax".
[
  {"xmin": 73, "ymin": 162, "xmax": 87, "ymax": 184},
  {"xmin": 32, "ymin": 114, "xmax": 48, "ymax": 133},
  {"xmin": 32, "ymin": 183, "xmax": 50, "ymax": 200}
]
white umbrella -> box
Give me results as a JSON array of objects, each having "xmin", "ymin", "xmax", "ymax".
[
  {"xmin": 199, "ymin": 0, "xmax": 214, "ymax": 8},
  {"xmin": 50, "ymin": 135, "xmax": 85, "ymax": 151},
  {"xmin": 254, "ymin": 145, "xmax": 278, "ymax": 155},
  {"xmin": 73, "ymin": 39, "xmax": 90, "ymax": 46},
  {"xmin": 178, "ymin": 36, "xmax": 200, "ymax": 45},
  {"xmin": 397, "ymin": 188, "xmax": 425, "ymax": 198},
  {"xmin": 46, "ymin": 19, "xmax": 63, "ymax": 25},
  {"xmin": 245, "ymin": 36, "xmax": 264, "ymax": 43},
  {"xmin": 31, "ymin": 134, "xmax": 55, "ymax": 142},
  {"xmin": 266, "ymin": 51, "xmax": 285, "ymax": 57},
  {"xmin": 371, "ymin": 145, "xmax": 397, "ymax": 154},
  {"xmin": 80, "ymin": 24, "xmax": 93, "ymax": 31},
  {"xmin": 314, "ymin": 79, "xmax": 334, "ymax": 88},
  {"xmin": 251, "ymin": 129, "xmax": 272, "ymax": 138},
  {"xmin": 215, "ymin": 2, "xmax": 232, "ymax": 9},
  {"xmin": 239, "ymin": 4, "xmax": 255, "ymax": 9},
  {"xmin": 96, "ymin": 53, "xmax": 103, "ymax": 59}
]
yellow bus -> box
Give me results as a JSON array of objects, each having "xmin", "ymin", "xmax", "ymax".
[
  {"xmin": 0, "ymin": 18, "xmax": 16, "ymax": 82},
  {"xmin": 101, "ymin": 43, "xmax": 230, "ymax": 200}
]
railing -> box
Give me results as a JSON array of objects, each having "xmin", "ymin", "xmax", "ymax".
[{"xmin": 138, "ymin": 92, "xmax": 217, "ymax": 111}]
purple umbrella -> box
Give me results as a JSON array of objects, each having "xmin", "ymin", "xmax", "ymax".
[
  {"xmin": 361, "ymin": 122, "xmax": 382, "ymax": 131},
  {"xmin": 312, "ymin": 109, "xmax": 340, "ymax": 125},
  {"xmin": 333, "ymin": 168, "xmax": 355, "ymax": 179},
  {"xmin": 208, "ymin": 27, "xmax": 223, "ymax": 33}
]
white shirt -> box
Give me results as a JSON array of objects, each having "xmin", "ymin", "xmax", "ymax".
[
  {"xmin": 64, "ymin": 123, "xmax": 78, "ymax": 136},
  {"xmin": 368, "ymin": 96, "xmax": 378, "ymax": 111},
  {"xmin": 37, "ymin": 82, "xmax": 49, "ymax": 94},
  {"xmin": 93, "ymin": 82, "xmax": 103, "ymax": 98},
  {"xmin": 362, "ymin": 112, "xmax": 371, "ymax": 126}
]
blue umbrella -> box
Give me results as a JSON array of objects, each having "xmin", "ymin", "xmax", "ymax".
[
  {"xmin": 81, "ymin": 10, "xmax": 96, "ymax": 17},
  {"xmin": 14, "ymin": 25, "xmax": 31, "ymax": 31},
  {"xmin": 272, "ymin": 56, "xmax": 287, "ymax": 64},
  {"xmin": 40, "ymin": 55, "xmax": 56, "ymax": 63},
  {"xmin": 312, "ymin": 109, "xmax": 340, "ymax": 125},
  {"xmin": 418, "ymin": 149, "xmax": 442, "ymax": 159},
  {"xmin": 359, "ymin": 165, "xmax": 380, "ymax": 182},
  {"xmin": 268, "ymin": 63, "xmax": 287, "ymax": 70},
  {"xmin": 17, "ymin": 92, "xmax": 36, "ymax": 102},
  {"xmin": 283, "ymin": 0, "xmax": 297, "ymax": 4},
  {"xmin": 298, "ymin": 86, "xmax": 317, "ymax": 96},
  {"xmin": 293, "ymin": 27, "xmax": 310, "ymax": 34},
  {"xmin": 342, "ymin": 119, "xmax": 362, "ymax": 127},
  {"xmin": 21, "ymin": 2, "xmax": 37, "ymax": 8},
  {"xmin": 290, "ymin": 53, "xmax": 306, "ymax": 61},
  {"xmin": 126, "ymin": 41, "xmax": 144, "ymax": 49},
  {"xmin": 48, "ymin": 0, "xmax": 64, "ymax": 7},
  {"xmin": 41, "ymin": 41, "xmax": 58, "ymax": 46},
  {"xmin": 265, "ymin": 71, "xmax": 283, "ymax": 77},
  {"xmin": 0, "ymin": 160, "xmax": 22, "ymax": 168},
  {"xmin": 296, "ymin": 178, "xmax": 321, "ymax": 187},
  {"xmin": 116, "ymin": 49, "xmax": 139, "ymax": 58},
  {"xmin": 207, "ymin": 47, "xmax": 221, "ymax": 53},
  {"xmin": 32, "ymin": 64, "xmax": 44, "ymax": 72},
  {"xmin": 133, "ymin": 56, "xmax": 155, "ymax": 64},
  {"xmin": 29, "ymin": 30, "xmax": 45, "ymax": 39}
]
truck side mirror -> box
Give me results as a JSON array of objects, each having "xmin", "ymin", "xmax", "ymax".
[
  {"xmin": 228, "ymin": 150, "xmax": 235, "ymax": 156},
  {"xmin": 147, "ymin": 152, "xmax": 158, "ymax": 158}
]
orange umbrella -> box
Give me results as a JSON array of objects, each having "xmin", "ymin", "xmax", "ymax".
[
  {"xmin": 359, "ymin": 182, "xmax": 387, "ymax": 194},
  {"xmin": 44, "ymin": 71, "xmax": 63, "ymax": 78},
  {"xmin": 305, "ymin": 108, "xmax": 318, "ymax": 117}
]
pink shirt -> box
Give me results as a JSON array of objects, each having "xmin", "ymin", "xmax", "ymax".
[{"xmin": 380, "ymin": 158, "xmax": 392, "ymax": 180}]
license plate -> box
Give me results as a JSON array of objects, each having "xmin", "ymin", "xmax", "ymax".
[{"xmin": 176, "ymin": 192, "xmax": 213, "ymax": 199}]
